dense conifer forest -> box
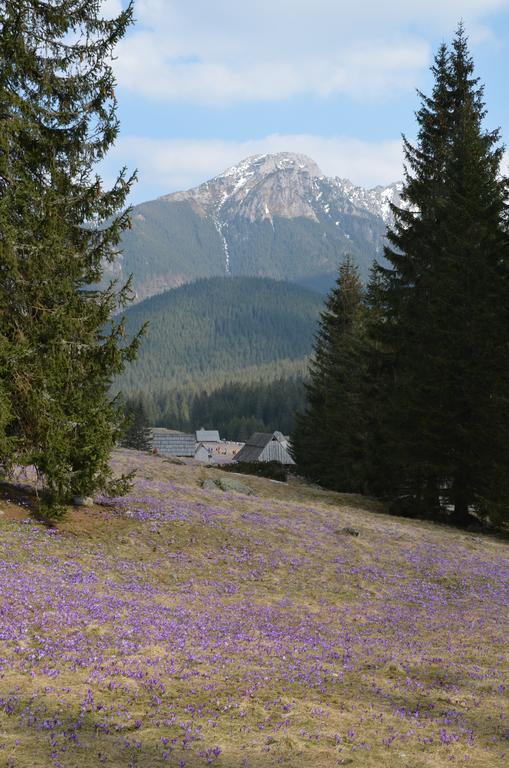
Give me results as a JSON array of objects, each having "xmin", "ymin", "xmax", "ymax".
[
  {"xmin": 126, "ymin": 377, "xmax": 306, "ymax": 440},
  {"xmin": 116, "ymin": 277, "xmax": 319, "ymax": 439},
  {"xmin": 117, "ymin": 276, "xmax": 322, "ymax": 393}
]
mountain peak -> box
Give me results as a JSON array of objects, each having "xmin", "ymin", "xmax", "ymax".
[
  {"xmin": 217, "ymin": 152, "xmax": 323, "ymax": 182},
  {"xmin": 165, "ymin": 152, "xmax": 326, "ymax": 229},
  {"xmin": 164, "ymin": 152, "xmax": 401, "ymax": 227},
  {"xmin": 130, "ymin": 153, "xmax": 403, "ymax": 301}
]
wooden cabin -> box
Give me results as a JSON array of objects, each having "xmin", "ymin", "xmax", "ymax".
[{"xmin": 234, "ymin": 431, "xmax": 295, "ymax": 465}]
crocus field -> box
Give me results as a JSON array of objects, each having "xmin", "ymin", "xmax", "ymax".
[{"xmin": 0, "ymin": 449, "xmax": 507, "ymax": 767}]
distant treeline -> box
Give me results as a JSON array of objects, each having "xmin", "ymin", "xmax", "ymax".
[{"xmin": 125, "ymin": 377, "xmax": 306, "ymax": 441}]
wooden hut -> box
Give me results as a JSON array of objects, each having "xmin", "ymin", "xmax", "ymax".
[
  {"xmin": 194, "ymin": 443, "xmax": 211, "ymax": 462},
  {"xmin": 234, "ymin": 431, "xmax": 295, "ymax": 465}
]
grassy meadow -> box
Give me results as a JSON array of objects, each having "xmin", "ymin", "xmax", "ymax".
[{"xmin": 0, "ymin": 449, "xmax": 507, "ymax": 767}]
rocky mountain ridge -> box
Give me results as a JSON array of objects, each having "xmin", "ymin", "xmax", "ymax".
[{"xmin": 115, "ymin": 152, "xmax": 404, "ymax": 301}]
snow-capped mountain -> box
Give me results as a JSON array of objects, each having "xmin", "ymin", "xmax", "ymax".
[
  {"xmin": 166, "ymin": 152, "xmax": 402, "ymax": 227},
  {"xmin": 116, "ymin": 153, "xmax": 403, "ymax": 302}
]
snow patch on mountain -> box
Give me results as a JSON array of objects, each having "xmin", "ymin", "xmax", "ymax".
[{"xmin": 331, "ymin": 178, "xmax": 404, "ymax": 224}]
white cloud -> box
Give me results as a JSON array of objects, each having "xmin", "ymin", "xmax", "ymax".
[
  {"xmin": 103, "ymin": 133, "xmax": 405, "ymax": 203},
  {"xmin": 101, "ymin": 0, "xmax": 123, "ymax": 18},
  {"xmin": 112, "ymin": 0, "xmax": 509, "ymax": 104},
  {"xmin": 115, "ymin": 36, "xmax": 429, "ymax": 104}
]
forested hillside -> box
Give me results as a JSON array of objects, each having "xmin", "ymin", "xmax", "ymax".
[
  {"xmin": 114, "ymin": 199, "xmax": 227, "ymax": 297},
  {"xmin": 117, "ymin": 276, "xmax": 322, "ymax": 394}
]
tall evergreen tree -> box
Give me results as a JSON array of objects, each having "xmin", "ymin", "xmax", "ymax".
[
  {"xmin": 0, "ymin": 1, "xmax": 142, "ymax": 515},
  {"xmin": 121, "ymin": 397, "xmax": 152, "ymax": 452},
  {"xmin": 375, "ymin": 26, "xmax": 509, "ymax": 525},
  {"xmin": 292, "ymin": 258, "xmax": 368, "ymax": 492}
]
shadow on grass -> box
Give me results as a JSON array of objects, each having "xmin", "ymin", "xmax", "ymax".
[
  {"xmin": 289, "ymin": 474, "xmax": 509, "ymax": 544},
  {"xmin": 0, "ymin": 480, "xmax": 60, "ymax": 527}
]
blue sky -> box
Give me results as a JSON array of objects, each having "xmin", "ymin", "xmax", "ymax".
[{"xmin": 102, "ymin": 0, "xmax": 509, "ymax": 204}]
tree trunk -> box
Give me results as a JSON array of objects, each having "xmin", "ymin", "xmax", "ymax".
[{"xmin": 451, "ymin": 482, "xmax": 472, "ymax": 526}]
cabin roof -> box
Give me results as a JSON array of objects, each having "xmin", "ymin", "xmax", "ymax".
[
  {"xmin": 196, "ymin": 428, "xmax": 221, "ymax": 443},
  {"xmin": 150, "ymin": 429, "xmax": 196, "ymax": 457}
]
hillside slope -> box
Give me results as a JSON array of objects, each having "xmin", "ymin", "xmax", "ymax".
[
  {"xmin": 106, "ymin": 153, "xmax": 402, "ymax": 302},
  {"xmin": 118, "ymin": 276, "xmax": 323, "ymax": 394},
  {"xmin": 0, "ymin": 450, "xmax": 507, "ymax": 767}
]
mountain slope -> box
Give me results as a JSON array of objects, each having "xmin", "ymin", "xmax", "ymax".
[
  {"xmin": 117, "ymin": 276, "xmax": 323, "ymax": 394},
  {"xmin": 109, "ymin": 153, "xmax": 403, "ymax": 302}
]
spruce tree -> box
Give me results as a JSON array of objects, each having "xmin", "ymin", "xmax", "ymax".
[
  {"xmin": 0, "ymin": 1, "xmax": 142, "ymax": 515},
  {"xmin": 376, "ymin": 26, "xmax": 509, "ymax": 525},
  {"xmin": 292, "ymin": 258, "xmax": 368, "ymax": 492},
  {"xmin": 121, "ymin": 397, "xmax": 153, "ymax": 452}
]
